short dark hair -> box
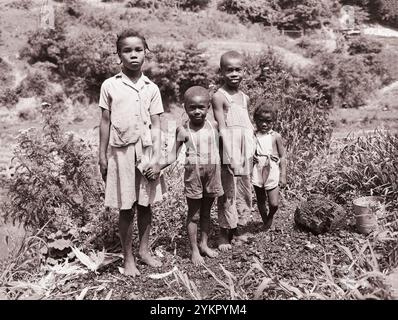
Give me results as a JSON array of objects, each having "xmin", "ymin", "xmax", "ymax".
[
  {"xmin": 116, "ymin": 29, "xmax": 149, "ymax": 54},
  {"xmin": 253, "ymin": 104, "xmax": 277, "ymax": 121},
  {"xmin": 184, "ymin": 86, "xmax": 210, "ymax": 104},
  {"xmin": 220, "ymin": 50, "xmax": 243, "ymax": 70}
]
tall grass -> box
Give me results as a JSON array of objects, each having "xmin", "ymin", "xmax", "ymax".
[{"xmin": 312, "ymin": 130, "xmax": 398, "ymax": 209}]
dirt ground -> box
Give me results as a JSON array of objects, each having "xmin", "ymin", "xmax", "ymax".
[{"xmin": 13, "ymin": 197, "xmax": 376, "ymax": 300}]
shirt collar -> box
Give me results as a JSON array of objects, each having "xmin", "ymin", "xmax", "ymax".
[{"xmin": 115, "ymin": 71, "xmax": 151, "ymax": 91}]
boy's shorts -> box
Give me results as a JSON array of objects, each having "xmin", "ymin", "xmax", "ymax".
[
  {"xmin": 184, "ymin": 164, "xmax": 224, "ymax": 199},
  {"xmin": 252, "ymin": 159, "xmax": 280, "ymax": 190}
]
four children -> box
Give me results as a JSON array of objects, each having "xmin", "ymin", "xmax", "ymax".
[{"xmin": 99, "ymin": 30, "xmax": 287, "ymax": 273}]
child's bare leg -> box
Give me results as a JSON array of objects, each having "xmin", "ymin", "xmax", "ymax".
[
  {"xmin": 217, "ymin": 167, "xmax": 235, "ymax": 252},
  {"xmin": 254, "ymin": 185, "xmax": 268, "ymax": 225},
  {"xmin": 119, "ymin": 208, "xmax": 140, "ymax": 276},
  {"xmin": 198, "ymin": 197, "xmax": 218, "ymax": 258},
  {"xmin": 137, "ymin": 205, "xmax": 162, "ymax": 268},
  {"xmin": 187, "ymin": 198, "xmax": 205, "ymax": 266},
  {"xmin": 264, "ymin": 187, "xmax": 280, "ymax": 230}
]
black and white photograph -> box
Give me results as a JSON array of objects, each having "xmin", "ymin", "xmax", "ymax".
[{"xmin": 0, "ymin": 0, "xmax": 397, "ymax": 304}]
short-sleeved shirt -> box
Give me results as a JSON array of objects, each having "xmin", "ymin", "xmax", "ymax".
[{"xmin": 99, "ymin": 72, "xmax": 164, "ymax": 147}]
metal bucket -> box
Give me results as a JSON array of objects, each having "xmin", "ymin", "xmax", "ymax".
[{"xmin": 352, "ymin": 196, "xmax": 384, "ymax": 234}]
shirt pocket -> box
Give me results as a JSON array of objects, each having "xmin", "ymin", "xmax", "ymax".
[{"xmin": 110, "ymin": 100, "xmax": 141, "ymax": 146}]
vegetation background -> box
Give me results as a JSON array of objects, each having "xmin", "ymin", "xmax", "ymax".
[{"xmin": 0, "ymin": 0, "xmax": 397, "ymax": 300}]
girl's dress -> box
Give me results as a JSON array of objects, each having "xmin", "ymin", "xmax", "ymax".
[
  {"xmin": 99, "ymin": 72, "xmax": 166, "ymax": 210},
  {"xmin": 252, "ymin": 130, "xmax": 280, "ymax": 190}
]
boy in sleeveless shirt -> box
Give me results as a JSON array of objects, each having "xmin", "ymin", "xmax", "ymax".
[
  {"xmin": 212, "ymin": 51, "xmax": 255, "ymax": 251},
  {"xmin": 155, "ymin": 86, "xmax": 223, "ymax": 265}
]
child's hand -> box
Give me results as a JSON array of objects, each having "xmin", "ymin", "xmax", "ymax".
[
  {"xmin": 144, "ymin": 162, "xmax": 160, "ymax": 181},
  {"xmin": 253, "ymin": 154, "xmax": 259, "ymax": 165},
  {"xmin": 99, "ymin": 157, "xmax": 108, "ymax": 182}
]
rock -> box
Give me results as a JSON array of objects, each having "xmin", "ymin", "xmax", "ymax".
[{"xmin": 294, "ymin": 194, "xmax": 347, "ymax": 235}]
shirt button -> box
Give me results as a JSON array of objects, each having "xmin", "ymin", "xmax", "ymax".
[{"xmin": 144, "ymin": 121, "xmax": 147, "ymax": 125}]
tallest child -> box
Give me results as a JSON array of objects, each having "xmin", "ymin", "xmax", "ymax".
[
  {"xmin": 98, "ymin": 30, "xmax": 164, "ymax": 276},
  {"xmin": 212, "ymin": 51, "xmax": 255, "ymax": 251}
]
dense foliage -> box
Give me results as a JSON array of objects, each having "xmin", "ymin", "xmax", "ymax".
[
  {"xmin": 145, "ymin": 43, "xmax": 211, "ymax": 107},
  {"xmin": 312, "ymin": 130, "xmax": 398, "ymax": 209},
  {"xmin": 4, "ymin": 103, "xmax": 104, "ymax": 233},
  {"xmin": 126, "ymin": 0, "xmax": 211, "ymax": 11},
  {"xmin": 20, "ymin": 27, "xmax": 117, "ymax": 102},
  {"xmin": 218, "ymin": 0, "xmax": 341, "ymax": 30},
  {"xmin": 341, "ymin": 0, "xmax": 398, "ymax": 28}
]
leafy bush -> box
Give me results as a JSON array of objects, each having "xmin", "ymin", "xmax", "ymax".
[
  {"xmin": 20, "ymin": 28, "xmax": 67, "ymax": 66},
  {"xmin": 377, "ymin": 0, "xmax": 398, "ymax": 27},
  {"xmin": 17, "ymin": 71, "xmax": 49, "ymax": 98},
  {"xmin": 312, "ymin": 130, "xmax": 398, "ymax": 209},
  {"xmin": 79, "ymin": 12, "xmax": 114, "ymax": 31},
  {"xmin": 20, "ymin": 28, "xmax": 117, "ymax": 101},
  {"xmin": 145, "ymin": 43, "xmax": 211, "ymax": 107},
  {"xmin": 346, "ymin": 36, "xmax": 393, "ymax": 86},
  {"xmin": 61, "ymin": 30, "xmax": 117, "ymax": 100},
  {"xmin": 0, "ymin": 88, "xmax": 19, "ymax": 108},
  {"xmin": 342, "ymin": 0, "xmax": 398, "ymax": 27},
  {"xmin": 347, "ymin": 36, "xmax": 383, "ymax": 55},
  {"xmin": 303, "ymin": 52, "xmax": 376, "ymax": 108},
  {"xmin": 126, "ymin": 0, "xmax": 210, "ymax": 11},
  {"xmin": 179, "ymin": 0, "xmax": 212, "ymax": 11},
  {"xmin": 217, "ymin": 0, "xmax": 280, "ymax": 25},
  {"xmin": 5, "ymin": 0, "xmax": 32, "ymax": 9},
  {"xmin": 4, "ymin": 103, "xmax": 104, "ymax": 235},
  {"xmin": 0, "ymin": 58, "xmax": 14, "ymax": 88},
  {"xmin": 218, "ymin": 0, "xmax": 340, "ymax": 30}
]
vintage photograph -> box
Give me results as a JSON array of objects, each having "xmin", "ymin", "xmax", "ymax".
[{"xmin": 0, "ymin": 0, "xmax": 397, "ymax": 301}]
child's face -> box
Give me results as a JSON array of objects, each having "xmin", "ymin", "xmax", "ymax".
[
  {"xmin": 118, "ymin": 36, "xmax": 145, "ymax": 72},
  {"xmin": 184, "ymin": 95, "xmax": 209, "ymax": 126},
  {"xmin": 220, "ymin": 58, "xmax": 244, "ymax": 89},
  {"xmin": 255, "ymin": 112, "xmax": 275, "ymax": 133}
]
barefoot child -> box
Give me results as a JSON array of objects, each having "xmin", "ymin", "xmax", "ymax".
[
  {"xmin": 155, "ymin": 86, "xmax": 223, "ymax": 265},
  {"xmin": 212, "ymin": 51, "xmax": 255, "ymax": 251},
  {"xmin": 252, "ymin": 104, "xmax": 286, "ymax": 230},
  {"xmin": 98, "ymin": 29, "xmax": 164, "ymax": 276}
]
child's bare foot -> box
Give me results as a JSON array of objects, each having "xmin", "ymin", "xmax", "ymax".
[
  {"xmin": 191, "ymin": 250, "xmax": 205, "ymax": 266},
  {"xmin": 218, "ymin": 228, "xmax": 232, "ymax": 252},
  {"xmin": 139, "ymin": 251, "xmax": 162, "ymax": 268},
  {"xmin": 199, "ymin": 244, "xmax": 219, "ymax": 258},
  {"xmin": 264, "ymin": 216, "xmax": 274, "ymax": 230},
  {"xmin": 123, "ymin": 259, "xmax": 141, "ymax": 277}
]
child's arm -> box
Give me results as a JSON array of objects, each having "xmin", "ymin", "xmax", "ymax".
[
  {"xmin": 163, "ymin": 127, "xmax": 185, "ymax": 169},
  {"xmin": 146, "ymin": 127, "xmax": 185, "ymax": 178},
  {"xmin": 275, "ymin": 133, "xmax": 287, "ymax": 188},
  {"xmin": 212, "ymin": 92, "xmax": 226, "ymax": 129},
  {"xmin": 212, "ymin": 92, "xmax": 235, "ymax": 168},
  {"xmin": 144, "ymin": 114, "xmax": 162, "ymax": 180},
  {"xmin": 150, "ymin": 114, "xmax": 162, "ymax": 162},
  {"xmin": 99, "ymin": 109, "xmax": 110, "ymax": 182}
]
